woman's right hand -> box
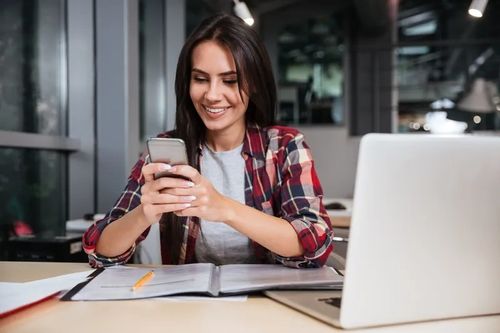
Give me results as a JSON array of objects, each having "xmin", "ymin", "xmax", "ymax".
[{"xmin": 139, "ymin": 163, "xmax": 196, "ymax": 226}]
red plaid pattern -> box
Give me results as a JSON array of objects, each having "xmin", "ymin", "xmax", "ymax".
[{"xmin": 83, "ymin": 124, "xmax": 333, "ymax": 268}]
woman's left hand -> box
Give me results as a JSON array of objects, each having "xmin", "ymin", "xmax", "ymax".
[{"xmin": 161, "ymin": 165, "xmax": 232, "ymax": 222}]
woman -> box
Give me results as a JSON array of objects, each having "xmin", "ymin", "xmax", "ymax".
[{"xmin": 83, "ymin": 14, "xmax": 333, "ymax": 268}]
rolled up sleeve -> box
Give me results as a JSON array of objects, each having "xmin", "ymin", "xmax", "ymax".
[
  {"xmin": 82, "ymin": 157, "xmax": 149, "ymax": 268},
  {"xmin": 275, "ymin": 133, "xmax": 334, "ymax": 268}
]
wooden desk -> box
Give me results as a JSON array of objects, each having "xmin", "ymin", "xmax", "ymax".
[{"xmin": 1, "ymin": 262, "xmax": 499, "ymax": 333}]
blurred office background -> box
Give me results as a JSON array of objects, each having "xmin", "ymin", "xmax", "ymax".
[{"xmin": 0, "ymin": 0, "xmax": 499, "ymax": 260}]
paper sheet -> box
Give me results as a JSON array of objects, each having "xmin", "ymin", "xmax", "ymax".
[
  {"xmin": 0, "ymin": 270, "xmax": 94, "ymax": 316},
  {"xmin": 150, "ymin": 295, "xmax": 248, "ymax": 302},
  {"xmin": 71, "ymin": 264, "xmax": 214, "ymax": 301}
]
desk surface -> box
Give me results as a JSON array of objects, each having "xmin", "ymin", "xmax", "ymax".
[
  {"xmin": 1, "ymin": 262, "xmax": 499, "ymax": 333},
  {"xmin": 325, "ymin": 198, "xmax": 352, "ymax": 228}
]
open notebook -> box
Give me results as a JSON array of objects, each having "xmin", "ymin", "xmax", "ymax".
[{"xmin": 64, "ymin": 263, "xmax": 343, "ymax": 301}]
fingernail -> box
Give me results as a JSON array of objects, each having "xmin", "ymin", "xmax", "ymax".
[
  {"xmin": 187, "ymin": 196, "xmax": 196, "ymax": 201},
  {"xmin": 183, "ymin": 203, "xmax": 191, "ymax": 208},
  {"xmin": 160, "ymin": 164, "xmax": 171, "ymax": 170},
  {"xmin": 185, "ymin": 181, "xmax": 194, "ymax": 187}
]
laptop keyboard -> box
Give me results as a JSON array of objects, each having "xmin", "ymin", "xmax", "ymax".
[{"xmin": 318, "ymin": 297, "xmax": 342, "ymax": 308}]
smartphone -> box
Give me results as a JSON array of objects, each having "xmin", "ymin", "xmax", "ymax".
[{"xmin": 146, "ymin": 137, "xmax": 188, "ymax": 179}]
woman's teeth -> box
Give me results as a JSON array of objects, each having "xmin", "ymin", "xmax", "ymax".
[{"xmin": 205, "ymin": 106, "xmax": 227, "ymax": 114}]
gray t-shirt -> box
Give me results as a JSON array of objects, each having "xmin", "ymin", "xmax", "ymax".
[{"xmin": 195, "ymin": 143, "xmax": 257, "ymax": 265}]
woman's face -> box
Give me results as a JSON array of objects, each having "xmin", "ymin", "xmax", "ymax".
[{"xmin": 189, "ymin": 40, "xmax": 249, "ymax": 139}]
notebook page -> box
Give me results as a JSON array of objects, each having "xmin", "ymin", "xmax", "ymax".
[
  {"xmin": 71, "ymin": 263, "xmax": 215, "ymax": 300},
  {"xmin": 218, "ymin": 264, "xmax": 343, "ymax": 294}
]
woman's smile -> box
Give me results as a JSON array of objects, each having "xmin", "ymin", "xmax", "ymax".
[{"xmin": 203, "ymin": 105, "xmax": 230, "ymax": 115}]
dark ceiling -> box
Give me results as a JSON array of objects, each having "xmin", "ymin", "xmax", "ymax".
[
  {"xmin": 398, "ymin": 0, "xmax": 500, "ymax": 41},
  {"xmin": 397, "ymin": 0, "xmax": 500, "ymax": 82},
  {"xmin": 186, "ymin": 0, "xmax": 500, "ymax": 80}
]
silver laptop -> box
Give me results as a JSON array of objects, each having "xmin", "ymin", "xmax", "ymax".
[{"xmin": 266, "ymin": 134, "xmax": 500, "ymax": 329}]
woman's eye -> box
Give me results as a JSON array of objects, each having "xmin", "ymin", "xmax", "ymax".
[
  {"xmin": 193, "ymin": 77, "xmax": 208, "ymax": 82},
  {"xmin": 223, "ymin": 79, "xmax": 237, "ymax": 85}
]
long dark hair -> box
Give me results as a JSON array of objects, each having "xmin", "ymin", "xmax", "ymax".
[{"xmin": 161, "ymin": 14, "xmax": 277, "ymax": 264}]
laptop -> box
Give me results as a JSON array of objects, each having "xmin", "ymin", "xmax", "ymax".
[{"xmin": 265, "ymin": 134, "xmax": 500, "ymax": 329}]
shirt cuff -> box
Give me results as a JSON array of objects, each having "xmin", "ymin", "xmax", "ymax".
[
  {"xmin": 279, "ymin": 217, "xmax": 334, "ymax": 268},
  {"xmin": 86, "ymin": 244, "xmax": 136, "ymax": 268}
]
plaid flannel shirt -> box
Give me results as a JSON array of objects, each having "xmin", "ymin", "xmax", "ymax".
[{"xmin": 82, "ymin": 124, "xmax": 334, "ymax": 268}]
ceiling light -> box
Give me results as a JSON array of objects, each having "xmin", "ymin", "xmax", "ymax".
[
  {"xmin": 468, "ymin": 0, "xmax": 489, "ymax": 18},
  {"xmin": 233, "ymin": 0, "xmax": 254, "ymax": 26},
  {"xmin": 398, "ymin": 46, "xmax": 430, "ymax": 55},
  {"xmin": 403, "ymin": 20, "xmax": 437, "ymax": 36}
]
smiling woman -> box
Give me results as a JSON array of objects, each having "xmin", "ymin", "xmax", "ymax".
[
  {"xmin": 189, "ymin": 40, "xmax": 249, "ymax": 143},
  {"xmin": 82, "ymin": 14, "xmax": 334, "ymax": 269}
]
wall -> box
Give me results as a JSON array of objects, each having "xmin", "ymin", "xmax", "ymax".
[{"xmin": 297, "ymin": 126, "xmax": 361, "ymax": 198}]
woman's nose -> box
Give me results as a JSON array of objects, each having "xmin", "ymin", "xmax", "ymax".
[{"xmin": 205, "ymin": 82, "xmax": 222, "ymax": 101}]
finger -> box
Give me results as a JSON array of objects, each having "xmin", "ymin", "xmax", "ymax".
[
  {"xmin": 142, "ymin": 163, "xmax": 172, "ymax": 182},
  {"xmin": 140, "ymin": 182, "xmax": 151, "ymax": 195},
  {"xmin": 149, "ymin": 203, "xmax": 192, "ymax": 215},
  {"xmin": 168, "ymin": 165, "xmax": 202, "ymax": 184},
  {"xmin": 160, "ymin": 187, "xmax": 198, "ymax": 196},
  {"xmin": 142, "ymin": 192, "xmax": 196, "ymax": 205},
  {"xmin": 150, "ymin": 177, "xmax": 195, "ymax": 191},
  {"xmin": 174, "ymin": 207, "xmax": 197, "ymax": 217}
]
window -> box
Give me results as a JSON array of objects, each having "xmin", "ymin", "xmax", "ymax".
[
  {"xmin": 396, "ymin": 0, "xmax": 500, "ymax": 133},
  {"xmin": 277, "ymin": 14, "xmax": 345, "ymax": 126},
  {"xmin": 0, "ymin": 0, "xmax": 67, "ymax": 135},
  {"xmin": 0, "ymin": 148, "xmax": 67, "ymax": 235},
  {"xmin": 0, "ymin": 0, "xmax": 68, "ymax": 245}
]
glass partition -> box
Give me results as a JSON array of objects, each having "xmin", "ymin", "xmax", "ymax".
[
  {"xmin": 396, "ymin": 0, "xmax": 500, "ymax": 133},
  {"xmin": 0, "ymin": 0, "xmax": 67, "ymax": 135},
  {"xmin": 277, "ymin": 14, "xmax": 345, "ymax": 126},
  {"xmin": 0, "ymin": 0, "xmax": 68, "ymax": 250},
  {"xmin": 0, "ymin": 148, "xmax": 67, "ymax": 236}
]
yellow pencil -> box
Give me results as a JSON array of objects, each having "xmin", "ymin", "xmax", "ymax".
[{"xmin": 131, "ymin": 270, "xmax": 155, "ymax": 291}]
